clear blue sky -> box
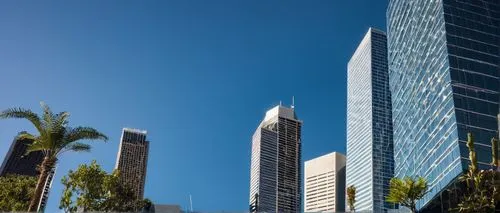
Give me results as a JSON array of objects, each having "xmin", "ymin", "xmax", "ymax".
[{"xmin": 0, "ymin": 1, "xmax": 387, "ymax": 212}]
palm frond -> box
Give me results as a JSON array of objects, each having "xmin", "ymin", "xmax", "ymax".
[
  {"xmin": 40, "ymin": 101, "xmax": 54, "ymax": 126},
  {"xmin": 387, "ymin": 176, "xmax": 428, "ymax": 211},
  {"xmin": 414, "ymin": 177, "xmax": 428, "ymax": 199},
  {"xmin": 26, "ymin": 141, "xmax": 48, "ymax": 156},
  {"xmin": 53, "ymin": 111, "xmax": 70, "ymax": 129},
  {"xmin": 64, "ymin": 127, "xmax": 108, "ymax": 143},
  {"xmin": 0, "ymin": 108, "xmax": 44, "ymax": 133},
  {"xmin": 65, "ymin": 142, "xmax": 91, "ymax": 153},
  {"xmin": 16, "ymin": 132, "xmax": 37, "ymax": 142},
  {"xmin": 47, "ymin": 112, "xmax": 70, "ymax": 150}
]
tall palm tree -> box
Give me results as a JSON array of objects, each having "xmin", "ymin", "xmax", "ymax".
[
  {"xmin": 386, "ymin": 176, "xmax": 428, "ymax": 213},
  {"xmin": 0, "ymin": 102, "xmax": 108, "ymax": 212}
]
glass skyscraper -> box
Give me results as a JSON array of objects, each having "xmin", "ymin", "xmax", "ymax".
[
  {"xmin": 0, "ymin": 133, "xmax": 44, "ymax": 177},
  {"xmin": 249, "ymin": 105, "xmax": 302, "ymax": 213},
  {"xmin": 387, "ymin": 0, "xmax": 499, "ymax": 211},
  {"xmin": 346, "ymin": 28, "xmax": 394, "ymax": 212}
]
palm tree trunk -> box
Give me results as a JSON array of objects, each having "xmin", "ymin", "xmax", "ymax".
[{"xmin": 28, "ymin": 157, "xmax": 55, "ymax": 212}]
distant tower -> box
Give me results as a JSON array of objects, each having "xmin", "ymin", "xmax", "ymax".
[
  {"xmin": 249, "ymin": 105, "xmax": 302, "ymax": 213},
  {"xmin": 115, "ymin": 128, "xmax": 150, "ymax": 199},
  {"xmin": 346, "ymin": 28, "xmax": 394, "ymax": 212}
]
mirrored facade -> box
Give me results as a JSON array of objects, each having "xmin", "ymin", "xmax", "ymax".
[
  {"xmin": 347, "ymin": 28, "xmax": 395, "ymax": 212},
  {"xmin": 387, "ymin": 0, "xmax": 499, "ymax": 210}
]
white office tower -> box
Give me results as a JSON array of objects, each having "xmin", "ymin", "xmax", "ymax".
[{"xmin": 304, "ymin": 152, "xmax": 346, "ymax": 212}]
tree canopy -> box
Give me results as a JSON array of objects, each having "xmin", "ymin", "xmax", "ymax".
[
  {"xmin": 386, "ymin": 176, "xmax": 428, "ymax": 213},
  {"xmin": 0, "ymin": 175, "xmax": 37, "ymax": 212},
  {"xmin": 59, "ymin": 160, "xmax": 149, "ymax": 212}
]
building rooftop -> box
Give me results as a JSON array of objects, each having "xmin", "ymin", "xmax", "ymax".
[
  {"xmin": 257, "ymin": 105, "xmax": 301, "ymax": 131},
  {"xmin": 263, "ymin": 105, "xmax": 299, "ymax": 122},
  {"xmin": 123, "ymin": 127, "xmax": 148, "ymax": 135},
  {"xmin": 305, "ymin": 151, "xmax": 346, "ymax": 165}
]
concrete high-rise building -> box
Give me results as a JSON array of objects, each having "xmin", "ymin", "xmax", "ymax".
[
  {"xmin": 304, "ymin": 152, "xmax": 346, "ymax": 213},
  {"xmin": 249, "ymin": 105, "xmax": 302, "ymax": 213},
  {"xmin": 115, "ymin": 128, "xmax": 150, "ymax": 199},
  {"xmin": 387, "ymin": 0, "xmax": 499, "ymax": 211},
  {"xmin": 346, "ymin": 28, "xmax": 395, "ymax": 212},
  {"xmin": 0, "ymin": 132, "xmax": 44, "ymax": 176}
]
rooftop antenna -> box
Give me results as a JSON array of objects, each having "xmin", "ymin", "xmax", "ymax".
[
  {"xmin": 291, "ymin": 96, "xmax": 295, "ymax": 109},
  {"xmin": 279, "ymin": 100, "xmax": 282, "ymax": 106},
  {"xmin": 189, "ymin": 194, "xmax": 193, "ymax": 212}
]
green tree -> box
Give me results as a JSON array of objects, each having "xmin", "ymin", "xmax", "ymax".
[
  {"xmin": 386, "ymin": 176, "xmax": 428, "ymax": 213},
  {"xmin": 0, "ymin": 102, "xmax": 108, "ymax": 211},
  {"xmin": 60, "ymin": 160, "xmax": 149, "ymax": 212},
  {"xmin": 0, "ymin": 175, "xmax": 37, "ymax": 211},
  {"xmin": 455, "ymin": 133, "xmax": 500, "ymax": 213},
  {"xmin": 347, "ymin": 185, "xmax": 356, "ymax": 212},
  {"xmin": 141, "ymin": 198, "xmax": 153, "ymax": 212}
]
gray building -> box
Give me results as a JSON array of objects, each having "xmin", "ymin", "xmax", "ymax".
[
  {"xmin": 115, "ymin": 128, "xmax": 150, "ymax": 200},
  {"xmin": 346, "ymin": 28, "xmax": 395, "ymax": 212},
  {"xmin": 387, "ymin": 0, "xmax": 499, "ymax": 211},
  {"xmin": 249, "ymin": 105, "xmax": 302, "ymax": 213}
]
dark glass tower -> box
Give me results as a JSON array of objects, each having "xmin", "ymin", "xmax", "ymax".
[
  {"xmin": 249, "ymin": 105, "xmax": 302, "ymax": 213},
  {"xmin": 0, "ymin": 132, "xmax": 43, "ymax": 176},
  {"xmin": 388, "ymin": 0, "xmax": 499, "ymax": 210}
]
